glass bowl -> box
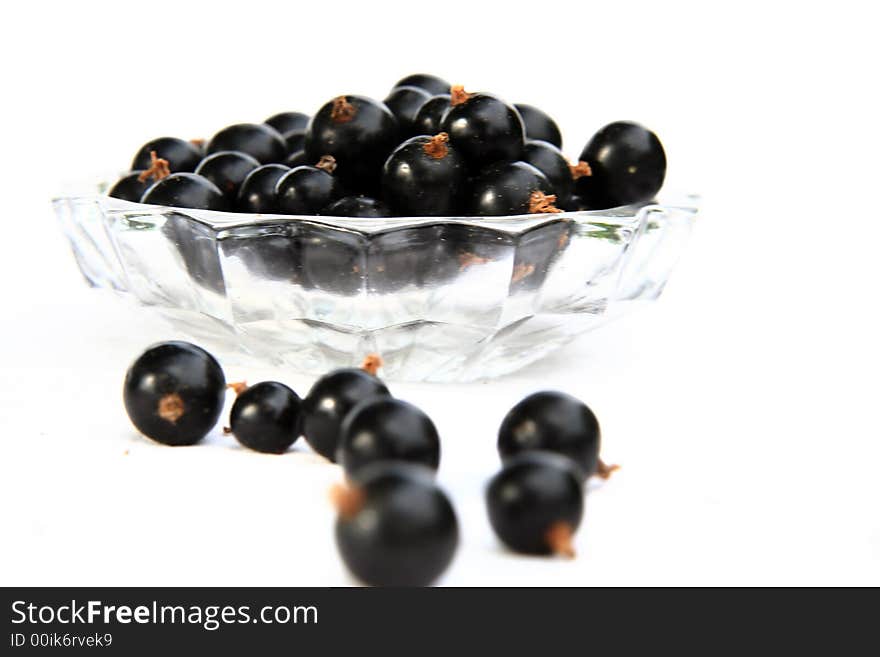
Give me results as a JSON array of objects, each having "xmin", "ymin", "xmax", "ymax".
[{"xmin": 52, "ymin": 191, "xmax": 698, "ymax": 382}]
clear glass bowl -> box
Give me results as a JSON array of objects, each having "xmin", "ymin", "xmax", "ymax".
[{"xmin": 52, "ymin": 191, "xmax": 698, "ymax": 381}]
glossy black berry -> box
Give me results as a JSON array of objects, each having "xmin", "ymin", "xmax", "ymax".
[
  {"xmin": 340, "ymin": 398, "xmax": 440, "ymax": 475},
  {"xmin": 141, "ymin": 173, "xmax": 229, "ymax": 211},
  {"xmin": 265, "ymin": 111, "xmax": 310, "ymax": 135},
  {"xmin": 467, "ymin": 161, "xmax": 555, "ymax": 216},
  {"xmin": 131, "ymin": 137, "xmax": 202, "ymax": 173},
  {"xmin": 384, "ymin": 86, "xmax": 432, "ymax": 135},
  {"xmin": 322, "ymin": 196, "xmax": 390, "ymax": 218},
  {"xmin": 194, "ymin": 151, "xmax": 261, "ymax": 199},
  {"xmin": 275, "ymin": 157, "xmax": 342, "ymax": 215},
  {"xmin": 522, "ymin": 140, "xmax": 575, "ymax": 206},
  {"xmin": 206, "ymin": 123, "xmax": 286, "ymax": 164},
  {"xmin": 382, "ymin": 134, "xmax": 467, "ymax": 216},
  {"xmin": 412, "ymin": 94, "xmax": 451, "ymax": 136},
  {"xmin": 108, "ymin": 172, "xmax": 153, "ymax": 202},
  {"xmin": 229, "ymin": 381, "xmax": 302, "ymax": 454},
  {"xmin": 285, "ymin": 150, "xmax": 309, "ymax": 168},
  {"xmin": 561, "ymin": 193, "xmax": 589, "ymax": 212},
  {"xmin": 498, "ymin": 391, "xmax": 601, "ymax": 479},
  {"xmin": 123, "ymin": 341, "xmax": 226, "ymax": 446},
  {"xmin": 486, "ymin": 452, "xmax": 584, "ymax": 556},
  {"xmin": 236, "ymin": 164, "xmax": 289, "ymax": 213},
  {"xmin": 282, "ymin": 129, "xmax": 306, "ymax": 154},
  {"xmin": 440, "ymin": 88, "xmax": 525, "ymax": 167},
  {"xmin": 305, "ymin": 95, "xmax": 399, "ymax": 193},
  {"xmin": 392, "ymin": 73, "xmax": 451, "ymax": 96},
  {"xmin": 514, "ymin": 104, "xmax": 563, "ymax": 148},
  {"xmin": 577, "ymin": 121, "xmax": 666, "ymax": 209},
  {"xmin": 334, "ymin": 463, "xmax": 458, "ymax": 586},
  {"xmin": 301, "ymin": 368, "xmax": 391, "ymax": 462}
]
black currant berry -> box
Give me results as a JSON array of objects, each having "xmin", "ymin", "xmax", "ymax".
[
  {"xmin": 322, "ymin": 196, "xmax": 390, "ymax": 218},
  {"xmin": 577, "ymin": 121, "xmax": 666, "ymax": 209},
  {"xmin": 275, "ymin": 156, "xmax": 342, "ymax": 215},
  {"xmin": 392, "ymin": 73, "xmax": 451, "ymax": 96},
  {"xmin": 229, "ymin": 381, "xmax": 302, "ymax": 454},
  {"xmin": 301, "ymin": 366, "xmax": 391, "ymax": 462},
  {"xmin": 522, "ymin": 139, "xmax": 581, "ymax": 206},
  {"xmin": 265, "ymin": 111, "xmax": 310, "ymax": 135},
  {"xmin": 108, "ymin": 171, "xmax": 153, "ymax": 202},
  {"xmin": 141, "ymin": 173, "xmax": 229, "ymax": 211},
  {"xmin": 412, "ymin": 94, "xmax": 451, "ymax": 136},
  {"xmin": 498, "ymin": 390, "xmax": 606, "ymax": 479},
  {"xmin": 131, "ymin": 137, "xmax": 202, "ymax": 173},
  {"xmin": 440, "ymin": 86, "xmax": 525, "ymax": 167},
  {"xmin": 561, "ymin": 194, "xmax": 590, "ymax": 212},
  {"xmin": 285, "ymin": 150, "xmax": 309, "ymax": 168},
  {"xmin": 340, "ymin": 398, "xmax": 440, "ymax": 475},
  {"xmin": 334, "ymin": 463, "xmax": 458, "ymax": 586},
  {"xmin": 382, "ymin": 133, "xmax": 467, "ymax": 216},
  {"xmin": 514, "ymin": 104, "xmax": 563, "ymax": 148},
  {"xmin": 467, "ymin": 161, "xmax": 559, "ymax": 216},
  {"xmin": 305, "ymin": 95, "xmax": 399, "ymax": 193},
  {"xmin": 123, "ymin": 341, "xmax": 226, "ymax": 446},
  {"xmin": 384, "ymin": 85, "xmax": 432, "ymax": 135},
  {"xmin": 194, "ymin": 151, "xmax": 261, "ymax": 199},
  {"xmin": 486, "ymin": 452, "xmax": 584, "ymax": 557},
  {"xmin": 236, "ymin": 164, "xmax": 289, "ymax": 213},
  {"xmin": 206, "ymin": 123, "xmax": 286, "ymax": 164},
  {"xmin": 282, "ymin": 129, "xmax": 306, "ymax": 154}
]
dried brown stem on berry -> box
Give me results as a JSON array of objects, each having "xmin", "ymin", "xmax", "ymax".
[
  {"xmin": 190, "ymin": 138, "xmax": 206, "ymax": 148},
  {"xmin": 528, "ymin": 191, "xmax": 563, "ymax": 214},
  {"xmin": 545, "ymin": 522, "xmax": 576, "ymax": 558},
  {"xmin": 360, "ymin": 353, "xmax": 384, "ymax": 376},
  {"xmin": 315, "ymin": 155, "xmax": 338, "ymax": 173},
  {"xmin": 227, "ymin": 381, "xmax": 248, "ymax": 395},
  {"xmin": 330, "ymin": 96, "xmax": 357, "ymax": 123},
  {"xmin": 595, "ymin": 459, "xmax": 620, "ymax": 480},
  {"xmin": 222, "ymin": 426, "xmax": 232, "ymax": 435},
  {"xmin": 330, "ymin": 483, "xmax": 366, "ymax": 519},
  {"xmin": 569, "ymin": 161, "xmax": 592, "ymax": 180},
  {"xmin": 450, "ymin": 85, "xmax": 472, "ymax": 106},
  {"xmin": 137, "ymin": 151, "xmax": 171, "ymax": 183},
  {"xmin": 423, "ymin": 132, "xmax": 450, "ymax": 159},
  {"xmin": 157, "ymin": 393, "xmax": 185, "ymax": 424}
]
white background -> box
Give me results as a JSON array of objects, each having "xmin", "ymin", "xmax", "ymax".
[{"xmin": 0, "ymin": 0, "xmax": 878, "ymax": 586}]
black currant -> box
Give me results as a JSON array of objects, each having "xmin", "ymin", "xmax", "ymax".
[
  {"xmin": 304, "ymin": 95, "xmax": 399, "ymax": 193},
  {"xmin": 123, "ymin": 341, "xmax": 226, "ymax": 446},
  {"xmin": 521, "ymin": 139, "xmax": 579, "ymax": 206},
  {"xmin": 229, "ymin": 381, "xmax": 302, "ymax": 454},
  {"xmin": 275, "ymin": 156, "xmax": 342, "ymax": 215},
  {"xmin": 265, "ymin": 111, "xmax": 310, "ymax": 135},
  {"xmin": 285, "ymin": 150, "xmax": 309, "ymax": 168},
  {"xmin": 108, "ymin": 171, "xmax": 153, "ymax": 202},
  {"xmin": 514, "ymin": 103, "xmax": 563, "ymax": 148},
  {"xmin": 282, "ymin": 129, "xmax": 306, "ymax": 155},
  {"xmin": 412, "ymin": 94, "xmax": 451, "ymax": 136},
  {"xmin": 486, "ymin": 452, "xmax": 584, "ymax": 557},
  {"xmin": 141, "ymin": 173, "xmax": 229, "ymax": 211},
  {"xmin": 334, "ymin": 463, "xmax": 458, "ymax": 586},
  {"xmin": 382, "ymin": 133, "xmax": 467, "ymax": 216},
  {"xmin": 206, "ymin": 123, "xmax": 286, "ymax": 164},
  {"xmin": 131, "ymin": 137, "xmax": 202, "ymax": 173},
  {"xmin": 301, "ymin": 367, "xmax": 391, "ymax": 462},
  {"xmin": 392, "ymin": 73, "xmax": 451, "ymax": 96},
  {"xmin": 498, "ymin": 390, "xmax": 605, "ymax": 479},
  {"xmin": 236, "ymin": 164, "xmax": 289, "ymax": 213},
  {"xmin": 467, "ymin": 161, "xmax": 559, "ymax": 216},
  {"xmin": 194, "ymin": 151, "xmax": 261, "ymax": 199},
  {"xmin": 384, "ymin": 85, "xmax": 432, "ymax": 135},
  {"xmin": 340, "ymin": 398, "xmax": 440, "ymax": 475},
  {"xmin": 322, "ymin": 196, "xmax": 390, "ymax": 218},
  {"xmin": 440, "ymin": 86, "xmax": 525, "ymax": 167},
  {"xmin": 577, "ymin": 121, "xmax": 666, "ymax": 209}
]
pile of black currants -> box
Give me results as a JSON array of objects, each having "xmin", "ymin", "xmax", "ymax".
[
  {"xmin": 123, "ymin": 341, "xmax": 617, "ymax": 586},
  {"xmin": 109, "ymin": 73, "xmax": 666, "ymax": 218}
]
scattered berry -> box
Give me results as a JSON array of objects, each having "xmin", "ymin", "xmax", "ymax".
[
  {"xmin": 123, "ymin": 341, "xmax": 226, "ymax": 446},
  {"xmin": 333, "ymin": 463, "xmax": 458, "ymax": 586},
  {"xmin": 206, "ymin": 123, "xmax": 287, "ymax": 164},
  {"xmin": 229, "ymin": 381, "xmax": 302, "ymax": 454}
]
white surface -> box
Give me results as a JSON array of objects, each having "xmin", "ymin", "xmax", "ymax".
[{"xmin": 1, "ymin": 0, "xmax": 878, "ymax": 586}]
